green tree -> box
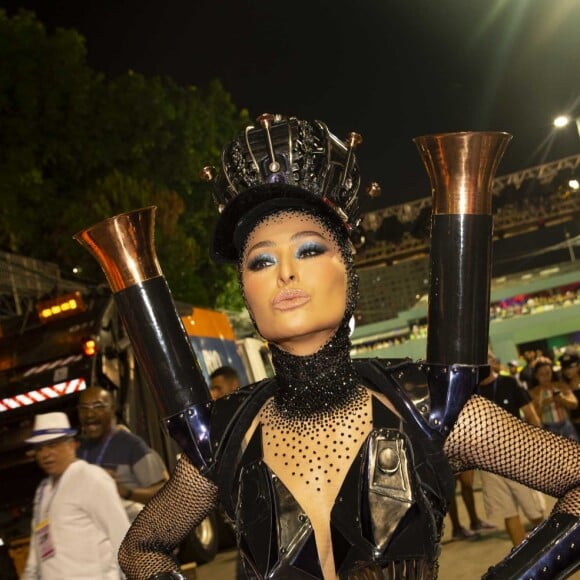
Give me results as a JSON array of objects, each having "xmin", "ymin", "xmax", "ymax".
[
  {"xmin": 0, "ymin": 9, "xmax": 98, "ymax": 253},
  {"xmin": 0, "ymin": 9, "xmax": 248, "ymax": 310}
]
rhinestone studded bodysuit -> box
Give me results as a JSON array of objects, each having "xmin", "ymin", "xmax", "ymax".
[{"xmin": 207, "ymin": 325, "xmax": 454, "ymax": 579}]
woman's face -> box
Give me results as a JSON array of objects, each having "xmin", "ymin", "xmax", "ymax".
[
  {"xmin": 534, "ymin": 364, "xmax": 553, "ymax": 386},
  {"xmin": 241, "ymin": 212, "xmax": 347, "ymax": 356}
]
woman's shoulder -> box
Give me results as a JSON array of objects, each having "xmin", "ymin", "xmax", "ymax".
[
  {"xmin": 353, "ymin": 357, "xmax": 413, "ymax": 389},
  {"xmin": 212, "ymin": 378, "xmax": 277, "ymax": 413},
  {"xmin": 210, "ymin": 378, "xmax": 278, "ymax": 447},
  {"xmin": 354, "ymin": 357, "xmax": 430, "ymax": 420}
]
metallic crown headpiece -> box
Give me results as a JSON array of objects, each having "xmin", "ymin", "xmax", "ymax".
[{"xmin": 202, "ymin": 114, "xmax": 380, "ymax": 261}]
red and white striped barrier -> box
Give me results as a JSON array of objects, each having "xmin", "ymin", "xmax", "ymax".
[
  {"xmin": 22, "ymin": 354, "xmax": 84, "ymax": 377},
  {"xmin": 0, "ymin": 378, "xmax": 87, "ymax": 413}
]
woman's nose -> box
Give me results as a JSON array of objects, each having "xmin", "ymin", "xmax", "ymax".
[{"xmin": 277, "ymin": 256, "xmax": 298, "ymax": 285}]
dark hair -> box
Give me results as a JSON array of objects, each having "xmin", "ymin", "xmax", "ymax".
[
  {"xmin": 560, "ymin": 353, "xmax": 579, "ymax": 370},
  {"xmin": 529, "ymin": 358, "xmax": 553, "ymax": 388},
  {"xmin": 210, "ymin": 366, "xmax": 240, "ymax": 381}
]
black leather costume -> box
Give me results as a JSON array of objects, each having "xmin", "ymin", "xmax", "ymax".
[
  {"xmin": 210, "ymin": 359, "xmax": 454, "ymax": 579},
  {"xmin": 78, "ymin": 116, "xmax": 580, "ymax": 579},
  {"xmin": 119, "ymin": 340, "xmax": 580, "ymax": 580}
]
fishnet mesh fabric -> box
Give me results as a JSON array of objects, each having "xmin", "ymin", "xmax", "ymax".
[
  {"xmin": 445, "ymin": 394, "xmax": 580, "ymax": 514},
  {"xmin": 119, "ymin": 454, "xmax": 218, "ymax": 580},
  {"xmin": 119, "ymin": 395, "xmax": 580, "ymax": 579}
]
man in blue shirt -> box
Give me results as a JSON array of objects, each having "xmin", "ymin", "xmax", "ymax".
[{"xmin": 77, "ymin": 387, "xmax": 169, "ymax": 521}]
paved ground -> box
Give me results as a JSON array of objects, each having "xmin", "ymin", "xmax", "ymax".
[{"xmin": 189, "ymin": 473, "xmax": 580, "ymax": 579}]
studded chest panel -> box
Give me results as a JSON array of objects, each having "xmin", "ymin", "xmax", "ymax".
[
  {"xmin": 229, "ymin": 365, "xmax": 452, "ymax": 579},
  {"xmin": 235, "ymin": 388, "xmax": 428, "ymax": 578},
  {"xmin": 260, "ymin": 387, "xmax": 371, "ymax": 496}
]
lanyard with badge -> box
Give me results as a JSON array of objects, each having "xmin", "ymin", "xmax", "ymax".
[
  {"xmin": 33, "ymin": 479, "xmax": 60, "ymax": 561},
  {"xmin": 81, "ymin": 431, "xmax": 114, "ymax": 466}
]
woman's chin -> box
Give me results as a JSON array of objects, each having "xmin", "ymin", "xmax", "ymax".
[{"xmin": 270, "ymin": 328, "xmax": 338, "ymax": 356}]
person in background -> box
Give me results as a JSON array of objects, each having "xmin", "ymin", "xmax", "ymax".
[
  {"xmin": 518, "ymin": 349, "xmax": 539, "ymax": 389},
  {"xmin": 529, "ymin": 357, "xmax": 579, "ymax": 441},
  {"xmin": 478, "ymin": 352, "xmax": 545, "ymax": 545},
  {"xmin": 208, "ymin": 365, "xmax": 247, "ymax": 579},
  {"xmin": 77, "ymin": 386, "xmax": 169, "ymax": 521},
  {"xmin": 22, "ymin": 412, "xmax": 129, "ymax": 579},
  {"xmin": 209, "ymin": 366, "xmax": 241, "ymax": 400},
  {"xmin": 507, "ymin": 360, "xmax": 526, "ymax": 388},
  {"xmin": 560, "ymin": 352, "xmax": 580, "ymax": 438},
  {"xmin": 447, "ymin": 471, "xmax": 496, "ymax": 541}
]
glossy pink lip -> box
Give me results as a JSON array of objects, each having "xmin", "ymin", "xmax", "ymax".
[{"xmin": 272, "ymin": 288, "xmax": 311, "ymax": 311}]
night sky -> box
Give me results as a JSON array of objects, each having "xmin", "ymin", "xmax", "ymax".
[{"xmin": 2, "ymin": 0, "xmax": 579, "ymax": 207}]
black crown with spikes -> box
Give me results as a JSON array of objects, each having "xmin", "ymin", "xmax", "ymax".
[{"xmin": 202, "ymin": 114, "xmax": 380, "ymax": 237}]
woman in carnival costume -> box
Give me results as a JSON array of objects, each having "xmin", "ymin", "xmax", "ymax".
[{"xmin": 77, "ymin": 114, "xmax": 580, "ymax": 579}]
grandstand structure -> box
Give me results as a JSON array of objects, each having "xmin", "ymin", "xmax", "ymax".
[
  {"xmin": 354, "ymin": 154, "xmax": 580, "ymax": 324},
  {"xmin": 351, "ymin": 259, "xmax": 580, "ymax": 366}
]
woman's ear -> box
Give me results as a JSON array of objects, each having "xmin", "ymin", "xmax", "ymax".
[{"xmin": 347, "ymin": 240, "xmax": 356, "ymax": 256}]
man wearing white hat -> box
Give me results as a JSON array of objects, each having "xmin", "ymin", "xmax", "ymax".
[{"xmin": 21, "ymin": 412, "xmax": 130, "ymax": 579}]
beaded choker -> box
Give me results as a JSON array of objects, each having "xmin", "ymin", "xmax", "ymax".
[{"xmin": 269, "ymin": 322, "xmax": 363, "ymax": 420}]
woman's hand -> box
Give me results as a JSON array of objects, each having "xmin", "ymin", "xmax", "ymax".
[{"xmin": 554, "ymin": 388, "xmax": 579, "ymax": 410}]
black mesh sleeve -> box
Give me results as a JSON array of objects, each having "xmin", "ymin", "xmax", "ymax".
[
  {"xmin": 444, "ymin": 394, "xmax": 580, "ymax": 515},
  {"xmin": 118, "ymin": 453, "xmax": 218, "ymax": 580}
]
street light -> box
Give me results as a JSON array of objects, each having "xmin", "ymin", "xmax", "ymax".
[{"xmin": 553, "ymin": 114, "xmax": 580, "ymax": 140}]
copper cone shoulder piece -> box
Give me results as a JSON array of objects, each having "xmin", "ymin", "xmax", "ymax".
[
  {"xmin": 73, "ymin": 207, "xmax": 162, "ymax": 293},
  {"xmin": 414, "ymin": 132, "xmax": 512, "ymax": 215}
]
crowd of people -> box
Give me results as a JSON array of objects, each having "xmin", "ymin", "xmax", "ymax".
[
  {"xmin": 443, "ymin": 348, "xmax": 580, "ymax": 551},
  {"xmin": 20, "ymin": 368, "xmax": 241, "ymax": 579},
  {"xmin": 489, "ymin": 287, "xmax": 580, "ymax": 321},
  {"xmin": 458, "ymin": 347, "xmax": 580, "ymax": 444}
]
